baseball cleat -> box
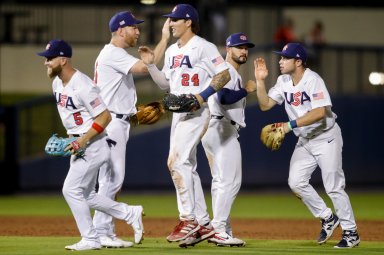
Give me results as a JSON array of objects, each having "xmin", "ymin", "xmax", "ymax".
[
  {"xmin": 166, "ymin": 220, "xmax": 200, "ymax": 242},
  {"xmin": 317, "ymin": 213, "xmax": 340, "ymax": 244},
  {"xmin": 130, "ymin": 205, "xmax": 145, "ymax": 244},
  {"xmin": 65, "ymin": 239, "xmax": 101, "ymax": 251},
  {"xmin": 178, "ymin": 224, "xmax": 215, "ymax": 248},
  {"xmin": 208, "ymin": 232, "xmax": 246, "ymax": 247},
  {"xmin": 100, "ymin": 236, "xmax": 134, "ymax": 248},
  {"xmin": 334, "ymin": 230, "xmax": 360, "ymax": 248},
  {"xmin": 113, "ymin": 237, "xmax": 134, "ymax": 248},
  {"xmin": 100, "ymin": 236, "xmax": 123, "ymax": 248}
]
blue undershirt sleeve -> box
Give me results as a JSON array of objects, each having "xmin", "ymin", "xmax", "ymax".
[{"xmin": 217, "ymin": 88, "xmax": 248, "ymax": 105}]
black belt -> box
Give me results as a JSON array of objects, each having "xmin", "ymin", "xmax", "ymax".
[
  {"xmin": 211, "ymin": 115, "xmax": 237, "ymax": 126},
  {"xmin": 115, "ymin": 113, "xmax": 130, "ymax": 122},
  {"xmin": 71, "ymin": 133, "xmax": 86, "ymax": 137}
]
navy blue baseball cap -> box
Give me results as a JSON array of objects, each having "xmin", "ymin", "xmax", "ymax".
[
  {"xmin": 273, "ymin": 43, "xmax": 307, "ymax": 62},
  {"xmin": 163, "ymin": 4, "xmax": 199, "ymax": 23},
  {"xmin": 109, "ymin": 11, "xmax": 144, "ymax": 32},
  {"xmin": 226, "ymin": 33, "xmax": 255, "ymax": 48},
  {"xmin": 37, "ymin": 39, "xmax": 72, "ymax": 58}
]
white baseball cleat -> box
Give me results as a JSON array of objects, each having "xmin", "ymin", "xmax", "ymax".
[
  {"xmin": 65, "ymin": 239, "xmax": 101, "ymax": 251},
  {"xmin": 208, "ymin": 232, "xmax": 246, "ymax": 247},
  {"xmin": 129, "ymin": 205, "xmax": 145, "ymax": 244},
  {"xmin": 100, "ymin": 236, "xmax": 134, "ymax": 248},
  {"xmin": 113, "ymin": 237, "xmax": 134, "ymax": 248}
]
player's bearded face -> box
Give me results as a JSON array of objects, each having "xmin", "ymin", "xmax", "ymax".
[
  {"xmin": 231, "ymin": 47, "xmax": 248, "ymax": 65},
  {"xmin": 47, "ymin": 64, "xmax": 62, "ymax": 78},
  {"xmin": 124, "ymin": 26, "xmax": 139, "ymax": 47}
]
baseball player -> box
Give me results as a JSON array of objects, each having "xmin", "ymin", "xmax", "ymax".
[
  {"xmin": 253, "ymin": 42, "xmax": 360, "ymax": 248},
  {"xmin": 37, "ymin": 39, "xmax": 144, "ymax": 251},
  {"xmin": 92, "ymin": 11, "xmax": 170, "ymax": 248},
  {"xmin": 201, "ymin": 33, "xmax": 256, "ymax": 247},
  {"xmin": 138, "ymin": 4, "xmax": 231, "ymax": 247}
]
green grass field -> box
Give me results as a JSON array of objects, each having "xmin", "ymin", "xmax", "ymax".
[{"xmin": 0, "ymin": 192, "xmax": 383, "ymax": 255}]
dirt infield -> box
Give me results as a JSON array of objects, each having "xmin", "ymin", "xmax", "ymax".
[{"xmin": 0, "ymin": 216, "xmax": 382, "ymax": 241}]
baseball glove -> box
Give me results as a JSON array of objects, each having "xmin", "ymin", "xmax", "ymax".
[
  {"xmin": 130, "ymin": 101, "xmax": 165, "ymax": 126},
  {"xmin": 45, "ymin": 133, "xmax": 85, "ymax": 157},
  {"xmin": 260, "ymin": 123, "xmax": 286, "ymax": 151},
  {"xmin": 162, "ymin": 93, "xmax": 200, "ymax": 113}
]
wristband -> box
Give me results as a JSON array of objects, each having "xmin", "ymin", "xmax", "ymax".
[
  {"xmin": 199, "ymin": 86, "xmax": 216, "ymax": 102},
  {"xmin": 287, "ymin": 122, "xmax": 292, "ymax": 131},
  {"xmin": 92, "ymin": 122, "xmax": 104, "ymax": 133},
  {"xmin": 71, "ymin": 140, "xmax": 81, "ymax": 151},
  {"xmin": 289, "ymin": 120, "xmax": 297, "ymax": 130}
]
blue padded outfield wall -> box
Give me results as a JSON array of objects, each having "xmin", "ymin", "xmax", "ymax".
[{"xmin": 20, "ymin": 95, "xmax": 384, "ymax": 191}]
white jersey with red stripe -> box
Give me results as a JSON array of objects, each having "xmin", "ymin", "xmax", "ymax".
[
  {"xmin": 52, "ymin": 70, "xmax": 107, "ymax": 135},
  {"xmin": 163, "ymin": 35, "xmax": 229, "ymax": 95},
  {"xmin": 268, "ymin": 68, "xmax": 336, "ymax": 138},
  {"xmin": 208, "ymin": 64, "xmax": 246, "ymax": 127},
  {"xmin": 94, "ymin": 43, "xmax": 139, "ymax": 115}
]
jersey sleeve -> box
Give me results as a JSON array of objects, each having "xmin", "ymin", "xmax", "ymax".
[
  {"xmin": 162, "ymin": 47, "xmax": 172, "ymax": 80},
  {"xmin": 79, "ymin": 78, "xmax": 107, "ymax": 118},
  {"xmin": 308, "ymin": 76, "xmax": 332, "ymax": 109},
  {"xmin": 197, "ymin": 41, "xmax": 229, "ymax": 77},
  {"xmin": 268, "ymin": 76, "xmax": 285, "ymax": 105},
  {"xmin": 109, "ymin": 47, "xmax": 139, "ymax": 75}
]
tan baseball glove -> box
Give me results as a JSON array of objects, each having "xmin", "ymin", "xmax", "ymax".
[
  {"xmin": 130, "ymin": 101, "xmax": 165, "ymax": 126},
  {"xmin": 260, "ymin": 123, "xmax": 286, "ymax": 151}
]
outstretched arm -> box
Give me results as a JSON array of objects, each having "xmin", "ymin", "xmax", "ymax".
[
  {"xmin": 195, "ymin": 68, "xmax": 231, "ymax": 106},
  {"xmin": 132, "ymin": 19, "xmax": 171, "ymax": 74},
  {"xmin": 153, "ymin": 18, "xmax": 171, "ymax": 65},
  {"xmin": 138, "ymin": 46, "xmax": 169, "ymax": 90},
  {"xmin": 254, "ymin": 58, "xmax": 277, "ymax": 111}
]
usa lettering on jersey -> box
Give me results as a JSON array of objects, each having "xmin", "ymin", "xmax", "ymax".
[
  {"xmin": 171, "ymin": 54, "xmax": 192, "ymax": 69},
  {"xmin": 284, "ymin": 91, "xmax": 310, "ymax": 106},
  {"xmin": 55, "ymin": 92, "xmax": 77, "ymax": 109}
]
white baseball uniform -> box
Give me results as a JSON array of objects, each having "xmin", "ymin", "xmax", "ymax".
[
  {"xmin": 53, "ymin": 70, "xmax": 140, "ymax": 245},
  {"xmin": 268, "ymin": 68, "xmax": 357, "ymax": 230},
  {"xmin": 92, "ymin": 43, "xmax": 139, "ymax": 237},
  {"xmin": 163, "ymin": 35, "xmax": 229, "ymax": 224},
  {"xmin": 202, "ymin": 63, "xmax": 245, "ymax": 234}
]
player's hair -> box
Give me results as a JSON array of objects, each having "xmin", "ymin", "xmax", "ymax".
[{"xmin": 191, "ymin": 22, "xmax": 200, "ymax": 34}]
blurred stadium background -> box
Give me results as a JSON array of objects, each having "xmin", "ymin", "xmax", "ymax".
[{"xmin": 1, "ymin": 1, "xmax": 384, "ymax": 194}]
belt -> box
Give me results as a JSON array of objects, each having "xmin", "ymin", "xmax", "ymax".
[
  {"xmin": 71, "ymin": 132, "xmax": 106, "ymax": 138},
  {"xmin": 211, "ymin": 115, "xmax": 237, "ymax": 126},
  {"xmin": 114, "ymin": 113, "xmax": 130, "ymax": 122},
  {"xmin": 70, "ymin": 133, "xmax": 85, "ymax": 137}
]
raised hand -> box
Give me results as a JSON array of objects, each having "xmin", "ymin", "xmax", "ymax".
[{"xmin": 254, "ymin": 58, "xmax": 269, "ymax": 81}]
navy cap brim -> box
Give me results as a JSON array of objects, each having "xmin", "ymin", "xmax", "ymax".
[
  {"xmin": 37, "ymin": 51, "xmax": 56, "ymax": 58},
  {"xmin": 230, "ymin": 42, "xmax": 255, "ymax": 48},
  {"xmin": 163, "ymin": 14, "xmax": 183, "ymax": 19},
  {"xmin": 133, "ymin": 19, "xmax": 144, "ymax": 25},
  {"xmin": 273, "ymin": 50, "xmax": 295, "ymax": 58}
]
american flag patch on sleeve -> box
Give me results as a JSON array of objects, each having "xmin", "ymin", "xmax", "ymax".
[
  {"xmin": 312, "ymin": 92, "xmax": 324, "ymax": 100},
  {"xmin": 90, "ymin": 97, "xmax": 101, "ymax": 108},
  {"xmin": 211, "ymin": 56, "xmax": 224, "ymax": 66}
]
